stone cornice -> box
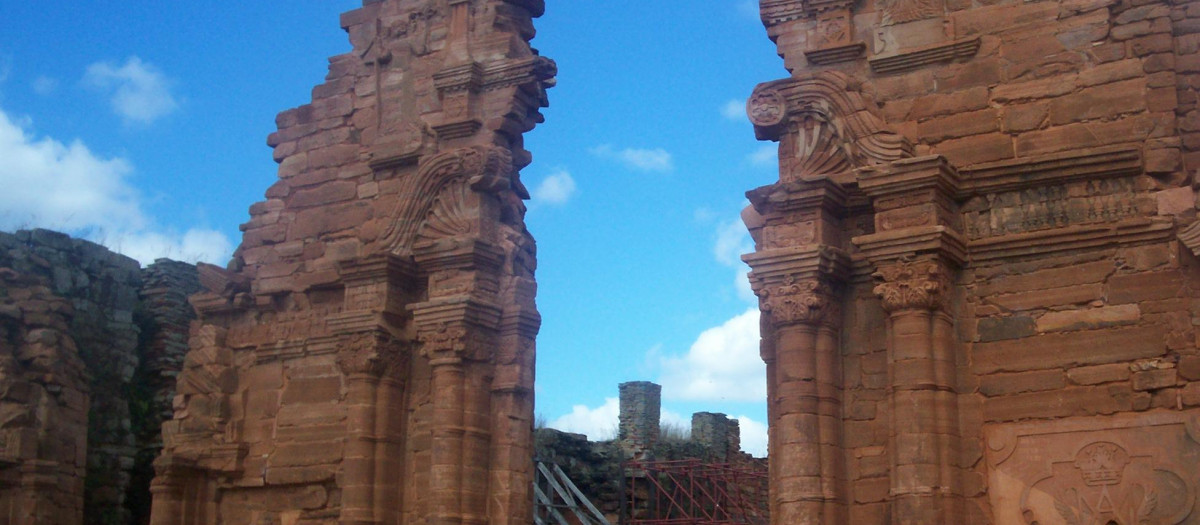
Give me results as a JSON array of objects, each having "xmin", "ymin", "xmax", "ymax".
[
  {"xmin": 857, "ymin": 155, "xmax": 961, "ymax": 201},
  {"xmin": 743, "ymin": 244, "xmax": 852, "ymax": 285},
  {"xmin": 955, "ymin": 145, "xmax": 1143, "ymax": 198},
  {"xmin": 747, "ymin": 176, "xmax": 849, "ymax": 218},
  {"xmin": 968, "ymin": 217, "xmax": 1174, "ymax": 263},
  {"xmin": 853, "ymin": 225, "xmax": 968, "ymax": 267}
]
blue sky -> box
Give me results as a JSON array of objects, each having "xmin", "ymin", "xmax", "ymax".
[{"xmin": 0, "ymin": 2, "xmax": 783, "ymax": 455}]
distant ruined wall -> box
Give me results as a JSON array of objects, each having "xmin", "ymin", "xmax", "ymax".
[
  {"xmin": 0, "ymin": 229, "xmax": 200, "ymax": 525},
  {"xmin": 746, "ymin": 0, "xmax": 1200, "ymax": 523},
  {"xmin": 148, "ymin": 1, "xmax": 554, "ymax": 524},
  {"xmin": 0, "ymin": 267, "xmax": 89, "ymax": 525}
]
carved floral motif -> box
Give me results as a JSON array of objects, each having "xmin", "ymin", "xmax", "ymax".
[
  {"xmin": 756, "ymin": 275, "xmax": 836, "ymax": 325},
  {"xmin": 872, "ymin": 257, "xmax": 950, "ymax": 311}
]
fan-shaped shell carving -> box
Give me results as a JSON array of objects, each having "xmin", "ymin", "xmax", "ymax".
[
  {"xmin": 415, "ymin": 180, "xmax": 475, "ymax": 244},
  {"xmin": 379, "ymin": 145, "xmax": 512, "ymax": 255}
]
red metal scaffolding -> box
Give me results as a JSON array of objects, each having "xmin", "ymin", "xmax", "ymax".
[{"xmin": 622, "ymin": 459, "xmax": 768, "ymax": 525}]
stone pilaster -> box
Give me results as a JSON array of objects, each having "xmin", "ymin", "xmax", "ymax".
[
  {"xmin": 854, "ymin": 155, "xmax": 967, "ymax": 525},
  {"xmin": 744, "ymin": 175, "xmax": 851, "ymax": 525}
]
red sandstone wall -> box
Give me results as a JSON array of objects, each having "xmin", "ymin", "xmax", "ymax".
[{"xmin": 750, "ymin": 0, "xmax": 1200, "ymax": 522}]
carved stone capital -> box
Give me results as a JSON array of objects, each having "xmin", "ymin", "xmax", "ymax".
[
  {"xmin": 872, "ymin": 257, "xmax": 952, "ymax": 312},
  {"xmin": 417, "ymin": 323, "xmax": 494, "ymax": 362},
  {"xmin": 756, "ymin": 275, "xmax": 838, "ymax": 326},
  {"xmin": 336, "ymin": 331, "xmax": 408, "ymax": 377}
]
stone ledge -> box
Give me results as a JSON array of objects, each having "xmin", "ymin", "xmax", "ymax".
[
  {"xmin": 804, "ymin": 42, "xmax": 866, "ymax": 65},
  {"xmin": 968, "ymin": 217, "xmax": 1174, "ymax": 263},
  {"xmin": 956, "ymin": 145, "xmax": 1144, "ymax": 198},
  {"xmin": 869, "ymin": 37, "xmax": 981, "ymax": 75}
]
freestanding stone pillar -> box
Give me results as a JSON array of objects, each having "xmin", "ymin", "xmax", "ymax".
[{"xmin": 148, "ymin": 1, "xmax": 553, "ymax": 523}]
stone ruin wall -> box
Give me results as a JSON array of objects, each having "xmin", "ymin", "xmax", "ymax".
[
  {"xmin": 0, "ymin": 229, "xmax": 200, "ymax": 525},
  {"xmin": 148, "ymin": 1, "xmax": 554, "ymax": 524},
  {"xmin": 745, "ymin": 0, "xmax": 1200, "ymax": 523},
  {"xmin": 535, "ymin": 381, "xmax": 763, "ymax": 523}
]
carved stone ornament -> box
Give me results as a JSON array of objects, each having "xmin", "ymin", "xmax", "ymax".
[
  {"xmin": 417, "ymin": 323, "xmax": 495, "ymax": 361},
  {"xmin": 747, "ymin": 88, "xmax": 787, "ymax": 129},
  {"xmin": 336, "ymin": 332, "xmax": 408, "ymax": 377},
  {"xmin": 986, "ymin": 413, "xmax": 1200, "ymax": 525},
  {"xmin": 871, "ymin": 257, "xmax": 950, "ymax": 311},
  {"xmin": 878, "ymin": 0, "xmax": 943, "ymax": 26},
  {"xmin": 756, "ymin": 275, "xmax": 836, "ymax": 325}
]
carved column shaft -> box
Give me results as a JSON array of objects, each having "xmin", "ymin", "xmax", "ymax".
[
  {"xmin": 429, "ymin": 354, "xmax": 466, "ymax": 525},
  {"xmin": 873, "ymin": 258, "xmax": 962, "ymax": 525},
  {"xmin": 756, "ymin": 274, "xmax": 846, "ymax": 525}
]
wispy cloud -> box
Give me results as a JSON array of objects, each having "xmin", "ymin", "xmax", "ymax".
[
  {"xmin": 32, "ymin": 76, "xmax": 58, "ymax": 96},
  {"xmin": 658, "ymin": 308, "xmax": 765, "ymax": 402},
  {"xmin": 720, "ymin": 98, "xmax": 745, "ymax": 121},
  {"xmin": 532, "ymin": 169, "xmax": 578, "ymax": 206},
  {"xmin": 0, "ymin": 108, "xmax": 230, "ymax": 265},
  {"xmin": 747, "ymin": 144, "xmax": 777, "ymax": 168},
  {"xmin": 590, "ymin": 144, "xmax": 674, "ymax": 173},
  {"xmin": 84, "ymin": 56, "xmax": 178, "ymax": 125},
  {"xmin": 737, "ymin": 0, "xmax": 761, "ymax": 20}
]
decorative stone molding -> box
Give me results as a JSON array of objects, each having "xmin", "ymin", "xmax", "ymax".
[
  {"xmin": 868, "ymin": 36, "xmax": 980, "ymax": 75},
  {"xmin": 871, "ymin": 256, "xmax": 952, "ymax": 311}
]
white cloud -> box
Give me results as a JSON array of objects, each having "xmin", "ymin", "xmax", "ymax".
[
  {"xmin": 658, "ymin": 308, "xmax": 765, "ymax": 402},
  {"xmin": 32, "ymin": 76, "xmax": 57, "ymax": 96},
  {"xmin": 0, "ymin": 108, "xmax": 230, "ymax": 266},
  {"xmin": 747, "ymin": 144, "xmax": 777, "ymax": 168},
  {"xmin": 736, "ymin": 415, "xmax": 768, "ymax": 457},
  {"xmin": 84, "ymin": 56, "xmax": 178, "ymax": 125},
  {"xmin": 590, "ymin": 144, "xmax": 674, "ymax": 173},
  {"xmin": 548, "ymin": 397, "xmax": 619, "ymax": 441},
  {"xmin": 714, "ymin": 217, "xmax": 756, "ymax": 302},
  {"xmin": 532, "ymin": 169, "xmax": 577, "ymax": 205},
  {"xmin": 720, "ymin": 99, "xmax": 745, "ymax": 121}
]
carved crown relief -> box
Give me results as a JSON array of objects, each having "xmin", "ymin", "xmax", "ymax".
[
  {"xmin": 986, "ymin": 414, "xmax": 1200, "ymax": 525},
  {"xmin": 380, "ymin": 145, "xmax": 514, "ymax": 255},
  {"xmin": 748, "ymin": 71, "xmax": 912, "ymax": 183}
]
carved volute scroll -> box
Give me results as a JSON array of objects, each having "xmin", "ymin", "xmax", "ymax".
[
  {"xmin": 871, "ymin": 256, "xmax": 951, "ymax": 312},
  {"xmin": 748, "ymin": 71, "xmax": 912, "ymax": 183},
  {"xmin": 379, "ymin": 145, "xmax": 514, "ymax": 255}
]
